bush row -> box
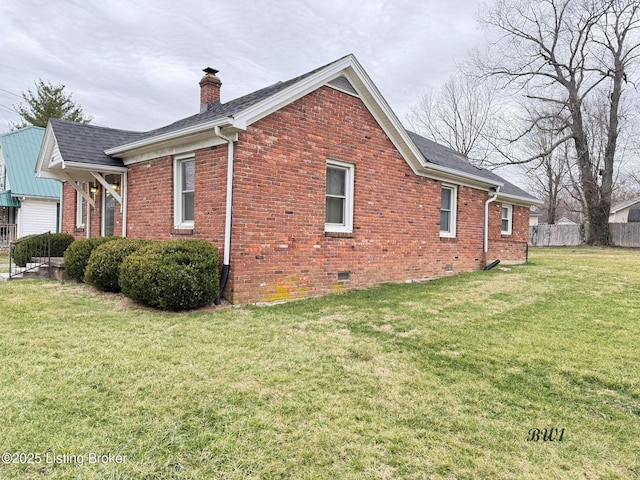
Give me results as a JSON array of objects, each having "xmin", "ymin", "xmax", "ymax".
[
  {"xmin": 67, "ymin": 237, "xmax": 220, "ymax": 311},
  {"xmin": 12, "ymin": 233, "xmax": 75, "ymax": 267},
  {"xmin": 64, "ymin": 236, "xmax": 120, "ymax": 281}
]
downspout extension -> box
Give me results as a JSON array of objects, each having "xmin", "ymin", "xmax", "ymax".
[
  {"xmin": 484, "ymin": 186, "xmax": 500, "ymax": 257},
  {"xmin": 215, "ymin": 126, "xmax": 234, "ymax": 305}
]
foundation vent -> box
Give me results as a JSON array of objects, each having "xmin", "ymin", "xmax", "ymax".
[{"xmin": 338, "ymin": 271, "xmax": 351, "ymax": 282}]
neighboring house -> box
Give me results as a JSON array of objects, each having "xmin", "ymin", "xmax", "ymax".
[
  {"xmin": 36, "ymin": 54, "xmax": 541, "ymax": 304},
  {"xmin": 0, "ymin": 127, "xmax": 60, "ymax": 246},
  {"xmin": 556, "ymin": 216, "xmax": 577, "ymax": 225},
  {"xmin": 529, "ymin": 209, "xmax": 541, "ymax": 227},
  {"xmin": 609, "ymin": 198, "xmax": 640, "ymax": 223}
]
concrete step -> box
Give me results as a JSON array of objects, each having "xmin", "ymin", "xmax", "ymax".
[{"xmin": 2, "ymin": 257, "xmax": 69, "ymax": 282}]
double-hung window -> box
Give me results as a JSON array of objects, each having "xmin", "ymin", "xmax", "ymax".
[
  {"xmin": 76, "ymin": 182, "xmax": 86, "ymax": 228},
  {"xmin": 325, "ymin": 159, "xmax": 354, "ymax": 233},
  {"xmin": 440, "ymin": 185, "xmax": 457, "ymax": 238},
  {"xmin": 501, "ymin": 204, "xmax": 513, "ymax": 235},
  {"xmin": 174, "ymin": 156, "xmax": 195, "ymax": 228}
]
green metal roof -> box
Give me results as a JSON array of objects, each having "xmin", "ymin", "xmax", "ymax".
[
  {"xmin": 0, "ymin": 127, "xmax": 60, "ymax": 199},
  {"xmin": 0, "ymin": 190, "xmax": 20, "ymax": 207}
]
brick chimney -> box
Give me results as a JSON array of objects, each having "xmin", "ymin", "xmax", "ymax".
[{"xmin": 200, "ymin": 67, "xmax": 221, "ymax": 112}]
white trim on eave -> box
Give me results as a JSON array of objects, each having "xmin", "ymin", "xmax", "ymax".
[
  {"xmin": 497, "ymin": 192, "xmax": 544, "ymax": 207},
  {"xmin": 63, "ymin": 162, "xmax": 128, "ymax": 174},
  {"xmin": 35, "ymin": 123, "xmax": 57, "ymax": 179},
  {"xmin": 105, "ymin": 117, "xmax": 235, "ymax": 157}
]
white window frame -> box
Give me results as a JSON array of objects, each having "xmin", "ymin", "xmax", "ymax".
[
  {"xmin": 174, "ymin": 155, "xmax": 195, "ymax": 229},
  {"xmin": 439, "ymin": 185, "xmax": 457, "ymax": 238},
  {"xmin": 501, "ymin": 204, "xmax": 513, "ymax": 235},
  {"xmin": 76, "ymin": 182, "xmax": 86, "ymax": 228},
  {"xmin": 325, "ymin": 159, "xmax": 355, "ymax": 234}
]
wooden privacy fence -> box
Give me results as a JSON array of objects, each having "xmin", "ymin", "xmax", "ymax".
[{"xmin": 530, "ymin": 223, "xmax": 640, "ymax": 247}]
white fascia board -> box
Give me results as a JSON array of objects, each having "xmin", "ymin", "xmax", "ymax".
[
  {"xmin": 35, "ymin": 123, "xmax": 57, "ymax": 178},
  {"xmin": 232, "ymin": 58, "xmax": 356, "ymax": 126},
  {"xmin": 497, "ymin": 192, "xmax": 544, "ymax": 207},
  {"xmin": 121, "ymin": 130, "xmax": 237, "ymax": 165},
  {"xmin": 105, "ymin": 117, "xmax": 235, "ymax": 156},
  {"xmin": 33, "ymin": 170, "xmax": 62, "ymax": 181},
  {"xmin": 420, "ymin": 163, "xmax": 503, "ymax": 190},
  {"xmin": 63, "ymin": 162, "xmax": 128, "ymax": 174}
]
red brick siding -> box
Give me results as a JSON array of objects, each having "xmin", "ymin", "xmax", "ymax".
[
  {"xmin": 226, "ymin": 86, "xmax": 490, "ymax": 303},
  {"xmin": 486, "ymin": 202, "xmax": 530, "ymax": 264},
  {"xmin": 126, "ymin": 157, "xmax": 174, "ymax": 239},
  {"xmin": 61, "ymin": 182, "xmax": 124, "ymax": 239},
  {"xmin": 61, "ymin": 182, "xmax": 78, "ymax": 238},
  {"xmin": 59, "ymin": 85, "xmax": 530, "ymax": 303}
]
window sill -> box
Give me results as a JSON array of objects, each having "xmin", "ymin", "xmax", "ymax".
[
  {"xmin": 171, "ymin": 227, "xmax": 195, "ymax": 236},
  {"xmin": 325, "ymin": 231, "xmax": 354, "ymax": 238}
]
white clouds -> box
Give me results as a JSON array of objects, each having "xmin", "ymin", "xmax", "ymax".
[{"xmin": 0, "ymin": 0, "xmax": 487, "ymax": 133}]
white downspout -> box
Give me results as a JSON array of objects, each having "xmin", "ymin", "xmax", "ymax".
[
  {"xmin": 122, "ymin": 171, "xmax": 127, "ymax": 237},
  {"xmin": 214, "ymin": 126, "xmax": 235, "ymax": 303},
  {"xmin": 86, "ymin": 200, "xmax": 91, "ymax": 238},
  {"xmin": 484, "ymin": 187, "xmax": 500, "ymax": 254}
]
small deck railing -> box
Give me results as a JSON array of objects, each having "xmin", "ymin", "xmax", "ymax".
[
  {"xmin": 8, "ymin": 231, "xmax": 51, "ymax": 279},
  {"xmin": 0, "ymin": 224, "xmax": 17, "ymax": 250}
]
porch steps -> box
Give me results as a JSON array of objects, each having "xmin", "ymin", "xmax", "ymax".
[{"xmin": 0, "ymin": 257, "xmax": 69, "ymax": 282}]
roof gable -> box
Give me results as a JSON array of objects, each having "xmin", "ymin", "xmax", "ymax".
[
  {"xmin": 49, "ymin": 119, "xmax": 144, "ymax": 168},
  {"xmin": 0, "ymin": 127, "xmax": 60, "ymax": 198},
  {"xmin": 611, "ymin": 197, "xmax": 640, "ymax": 214},
  {"xmin": 35, "ymin": 55, "xmax": 539, "ymax": 206}
]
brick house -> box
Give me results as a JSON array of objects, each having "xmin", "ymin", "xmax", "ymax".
[{"xmin": 36, "ymin": 55, "xmax": 540, "ymax": 304}]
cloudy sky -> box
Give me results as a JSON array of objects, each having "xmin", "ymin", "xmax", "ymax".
[{"xmin": 0, "ymin": 0, "xmax": 491, "ymax": 134}]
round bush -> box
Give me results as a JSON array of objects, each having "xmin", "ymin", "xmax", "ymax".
[
  {"xmin": 85, "ymin": 238, "xmax": 150, "ymax": 292},
  {"xmin": 64, "ymin": 236, "xmax": 119, "ymax": 282},
  {"xmin": 50, "ymin": 233, "xmax": 75, "ymax": 257},
  {"xmin": 120, "ymin": 239, "xmax": 220, "ymax": 310},
  {"xmin": 11, "ymin": 233, "xmax": 75, "ymax": 267}
]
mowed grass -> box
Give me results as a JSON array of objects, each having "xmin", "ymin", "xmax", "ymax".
[
  {"xmin": 0, "ymin": 253, "xmax": 8, "ymax": 273},
  {"xmin": 0, "ymin": 247, "xmax": 639, "ymax": 479}
]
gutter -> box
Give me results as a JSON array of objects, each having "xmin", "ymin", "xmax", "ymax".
[
  {"xmin": 105, "ymin": 117, "xmax": 234, "ymax": 156},
  {"xmin": 484, "ymin": 186, "xmax": 500, "ymax": 254},
  {"xmin": 214, "ymin": 126, "xmax": 235, "ymax": 305},
  {"xmin": 421, "ymin": 163, "xmax": 504, "ymax": 191}
]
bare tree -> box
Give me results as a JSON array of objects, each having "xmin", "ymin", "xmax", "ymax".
[
  {"xmin": 406, "ymin": 75, "xmax": 502, "ymax": 167},
  {"xmin": 524, "ymin": 113, "xmax": 572, "ymax": 223},
  {"xmin": 477, "ymin": 0, "xmax": 640, "ymax": 245}
]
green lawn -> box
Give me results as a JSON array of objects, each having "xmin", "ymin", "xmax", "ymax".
[
  {"xmin": 0, "ymin": 253, "xmax": 9, "ymax": 274},
  {"xmin": 0, "ymin": 247, "xmax": 638, "ymax": 479}
]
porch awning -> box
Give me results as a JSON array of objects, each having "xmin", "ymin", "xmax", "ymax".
[{"xmin": 0, "ymin": 191, "xmax": 20, "ymax": 208}]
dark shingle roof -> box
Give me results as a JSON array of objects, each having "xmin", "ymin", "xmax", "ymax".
[
  {"xmin": 47, "ymin": 57, "xmax": 537, "ymax": 203},
  {"xmin": 50, "ymin": 118, "xmax": 145, "ymax": 167},
  {"xmin": 407, "ymin": 131, "xmax": 537, "ymax": 201}
]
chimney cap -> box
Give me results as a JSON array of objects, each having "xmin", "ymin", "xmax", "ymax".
[{"xmin": 203, "ymin": 67, "xmax": 219, "ymax": 76}]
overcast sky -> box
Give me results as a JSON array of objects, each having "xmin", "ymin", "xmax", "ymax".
[{"xmin": 0, "ymin": 0, "xmax": 492, "ymax": 134}]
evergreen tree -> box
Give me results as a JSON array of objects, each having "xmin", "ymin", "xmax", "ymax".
[{"xmin": 11, "ymin": 80, "xmax": 91, "ymax": 129}]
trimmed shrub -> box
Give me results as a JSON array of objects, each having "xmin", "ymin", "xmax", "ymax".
[
  {"xmin": 64, "ymin": 236, "xmax": 119, "ymax": 282},
  {"xmin": 11, "ymin": 233, "xmax": 75, "ymax": 267},
  {"xmin": 85, "ymin": 238, "xmax": 150, "ymax": 292},
  {"xmin": 120, "ymin": 239, "xmax": 220, "ymax": 310}
]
